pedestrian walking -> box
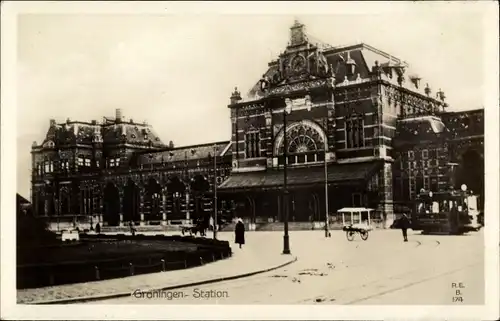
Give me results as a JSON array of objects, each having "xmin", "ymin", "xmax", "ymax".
[
  {"xmin": 129, "ymin": 221, "xmax": 136, "ymax": 236},
  {"xmin": 95, "ymin": 222, "xmax": 101, "ymax": 234},
  {"xmin": 234, "ymin": 218, "xmax": 245, "ymax": 249},
  {"xmin": 400, "ymin": 213, "xmax": 411, "ymax": 242}
]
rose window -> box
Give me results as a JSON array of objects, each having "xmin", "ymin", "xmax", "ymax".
[
  {"xmin": 288, "ymin": 135, "xmax": 317, "ymax": 153},
  {"xmin": 277, "ymin": 122, "xmax": 326, "ymax": 165}
]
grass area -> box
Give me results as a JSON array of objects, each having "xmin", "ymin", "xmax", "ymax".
[{"xmin": 17, "ymin": 239, "xmax": 198, "ymax": 266}]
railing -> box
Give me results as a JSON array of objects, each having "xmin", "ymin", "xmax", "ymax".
[{"xmin": 17, "ymin": 234, "xmax": 231, "ymax": 289}]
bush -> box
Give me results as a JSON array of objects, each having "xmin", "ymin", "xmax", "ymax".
[
  {"xmin": 17, "ymin": 234, "xmax": 232, "ymax": 289},
  {"xmin": 17, "ymin": 215, "xmax": 58, "ymax": 248}
]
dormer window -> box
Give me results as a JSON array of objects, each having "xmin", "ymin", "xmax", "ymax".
[
  {"xmin": 60, "ymin": 160, "xmax": 69, "ymax": 170},
  {"xmin": 109, "ymin": 157, "xmax": 120, "ymax": 168},
  {"xmin": 44, "ymin": 161, "xmax": 53, "ymax": 173},
  {"xmin": 345, "ymin": 52, "xmax": 356, "ymax": 76}
]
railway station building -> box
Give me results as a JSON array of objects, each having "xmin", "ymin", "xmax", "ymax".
[{"xmin": 30, "ymin": 21, "xmax": 484, "ymax": 230}]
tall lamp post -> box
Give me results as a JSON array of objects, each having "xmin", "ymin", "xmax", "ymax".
[
  {"xmin": 324, "ymin": 148, "xmax": 329, "ymax": 237},
  {"xmin": 282, "ymin": 100, "xmax": 291, "ymax": 255},
  {"xmin": 213, "ymin": 144, "xmax": 218, "ymax": 240},
  {"xmin": 282, "ymin": 96, "xmax": 313, "ymax": 254},
  {"xmin": 324, "ymin": 76, "xmax": 335, "ymax": 238}
]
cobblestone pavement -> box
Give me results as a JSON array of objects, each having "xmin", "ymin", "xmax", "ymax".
[
  {"xmin": 16, "ymin": 231, "xmax": 295, "ymax": 304},
  {"xmin": 98, "ymin": 229, "xmax": 485, "ymax": 305}
]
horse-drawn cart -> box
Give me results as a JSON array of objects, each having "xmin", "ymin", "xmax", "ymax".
[{"xmin": 338, "ymin": 207, "xmax": 374, "ymax": 241}]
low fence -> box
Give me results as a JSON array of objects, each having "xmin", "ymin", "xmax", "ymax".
[{"xmin": 17, "ymin": 234, "xmax": 231, "ymax": 289}]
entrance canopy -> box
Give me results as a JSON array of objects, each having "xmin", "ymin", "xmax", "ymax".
[{"xmin": 218, "ymin": 161, "xmax": 382, "ymax": 192}]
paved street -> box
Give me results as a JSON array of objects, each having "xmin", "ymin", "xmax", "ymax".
[{"xmin": 98, "ymin": 229, "xmax": 484, "ymax": 305}]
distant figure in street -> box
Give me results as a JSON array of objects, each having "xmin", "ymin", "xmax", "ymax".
[
  {"xmin": 95, "ymin": 222, "xmax": 101, "ymax": 234},
  {"xmin": 129, "ymin": 221, "xmax": 136, "ymax": 236},
  {"xmin": 400, "ymin": 213, "xmax": 411, "ymax": 242},
  {"xmin": 209, "ymin": 216, "xmax": 215, "ymax": 232},
  {"xmin": 234, "ymin": 218, "xmax": 245, "ymax": 249}
]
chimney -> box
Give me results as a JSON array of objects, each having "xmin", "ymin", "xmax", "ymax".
[{"xmin": 115, "ymin": 108, "xmax": 122, "ymax": 123}]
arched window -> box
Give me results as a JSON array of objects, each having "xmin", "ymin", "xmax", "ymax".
[
  {"xmin": 80, "ymin": 186, "xmax": 95, "ymax": 215},
  {"xmin": 276, "ymin": 121, "xmax": 326, "ymax": 166}
]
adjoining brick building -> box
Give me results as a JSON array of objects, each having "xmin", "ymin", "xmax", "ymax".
[{"xmin": 30, "ymin": 21, "xmax": 484, "ymax": 230}]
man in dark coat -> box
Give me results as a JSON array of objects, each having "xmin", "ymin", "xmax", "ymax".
[
  {"xmin": 400, "ymin": 213, "xmax": 411, "ymax": 242},
  {"xmin": 234, "ymin": 218, "xmax": 245, "ymax": 249},
  {"xmin": 95, "ymin": 222, "xmax": 101, "ymax": 234}
]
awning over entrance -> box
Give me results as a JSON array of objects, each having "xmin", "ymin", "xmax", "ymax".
[{"xmin": 218, "ymin": 161, "xmax": 382, "ymax": 192}]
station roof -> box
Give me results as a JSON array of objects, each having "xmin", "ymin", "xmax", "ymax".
[{"xmin": 219, "ymin": 161, "xmax": 382, "ymax": 191}]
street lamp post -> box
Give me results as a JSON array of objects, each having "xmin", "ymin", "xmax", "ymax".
[
  {"xmin": 281, "ymin": 96, "xmax": 314, "ymax": 254},
  {"xmin": 324, "ymin": 148, "xmax": 330, "ymax": 237},
  {"xmin": 282, "ymin": 103, "xmax": 291, "ymax": 255},
  {"xmin": 213, "ymin": 144, "xmax": 218, "ymax": 240},
  {"xmin": 325, "ymin": 74, "xmax": 336, "ymax": 238}
]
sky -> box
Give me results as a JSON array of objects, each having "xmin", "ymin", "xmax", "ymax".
[{"xmin": 15, "ymin": 6, "xmax": 488, "ymax": 199}]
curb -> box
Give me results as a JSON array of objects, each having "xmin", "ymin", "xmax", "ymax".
[{"xmin": 30, "ymin": 256, "xmax": 298, "ymax": 305}]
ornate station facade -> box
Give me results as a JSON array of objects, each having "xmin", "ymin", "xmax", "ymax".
[{"xmin": 31, "ymin": 21, "xmax": 484, "ymax": 230}]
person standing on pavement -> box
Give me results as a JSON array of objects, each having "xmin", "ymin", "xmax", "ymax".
[
  {"xmin": 129, "ymin": 221, "xmax": 136, "ymax": 236},
  {"xmin": 235, "ymin": 218, "xmax": 245, "ymax": 249},
  {"xmin": 400, "ymin": 213, "xmax": 411, "ymax": 242}
]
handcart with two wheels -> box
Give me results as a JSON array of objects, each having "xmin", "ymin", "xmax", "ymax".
[{"xmin": 338, "ymin": 207, "xmax": 374, "ymax": 241}]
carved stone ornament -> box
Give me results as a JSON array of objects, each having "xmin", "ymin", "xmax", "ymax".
[{"xmin": 268, "ymin": 79, "xmax": 328, "ymax": 95}]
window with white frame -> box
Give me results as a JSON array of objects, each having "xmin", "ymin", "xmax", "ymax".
[
  {"xmin": 109, "ymin": 158, "xmax": 120, "ymax": 168},
  {"xmin": 77, "ymin": 157, "xmax": 84, "ymax": 166},
  {"xmin": 60, "ymin": 160, "xmax": 69, "ymax": 170},
  {"xmin": 422, "ymin": 149, "xmax": 428, "ymax": 159},
  {"xmin": 409, "ymin": 177, "xmax": 416, "ymax": 199},
  {"xmin": 423, "ymin": 176, "xmax": 430, "ymax": 190},
  {"xmin": 345, "ymin": 115, "xmax": 364, "ymax": 149},
  {"xmin": 245, "ymin": 132, "xmax": 261, "ymax": 158},
  {"xmin": 408, "ymin": 150, "xmax": 415, "ymax": 160},
  {"xmin": 84, "ymin": 158, "xmax": 91, "ymax": 167}
]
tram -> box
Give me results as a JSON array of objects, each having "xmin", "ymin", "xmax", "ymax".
[{"xmin": 411, "ymin": 184, "xmax": 482, "ymax": 235}]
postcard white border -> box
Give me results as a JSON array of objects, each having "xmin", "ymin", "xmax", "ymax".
[{"xmin": 2, "ymin": 1, "xmax": 499, "ymax": 320}]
